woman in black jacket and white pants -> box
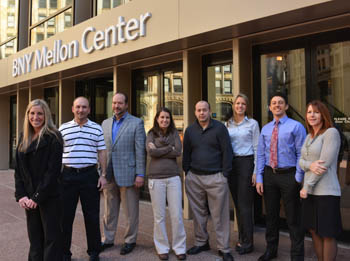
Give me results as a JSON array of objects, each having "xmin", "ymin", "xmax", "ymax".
[{"xmin": 14, "ymin": 99, "xmax": 63, "ymax": 261}]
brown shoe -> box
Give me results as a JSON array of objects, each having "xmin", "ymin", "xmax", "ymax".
[
  {"xmin": 176, "ymin": 253, "xmax": 187, "ymax": 260},
  {"xmin": 158, "ymin": 253, "xmax": 169, "ymax": 260}
]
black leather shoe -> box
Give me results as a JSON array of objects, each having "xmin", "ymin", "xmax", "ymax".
[
  {"xmin": 89, "ymin": 253, "xmax": 100, "ymax": 261},
  {"xmin": 222, "ymin": 252, "xmax": 234, "ymax": 261},
  {"xmin": 258, "ymin": 250, "xmax": 277, "ymax": 261},
  {"xmin": 186, "ymin": 242, "xmax": 210, "ymax": 255},
  {"xmin": 176, "ymin": 253, "xmax": 187, "ymax": 260},
  {"xmin": 238, "ymin": 246, "xmax": 253, "ymax": 255},
  {"xmin": 120, "ymin": 242, "xmax": 136, "ymax": 255},
  {"xmin": 100, "ymin": 242, "xmax": 114, "ymax": 252}
]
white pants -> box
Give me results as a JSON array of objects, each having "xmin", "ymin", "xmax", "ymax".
[{"xmin": 149, "ymin": 176, "xmax": 187, "ymax": 255}]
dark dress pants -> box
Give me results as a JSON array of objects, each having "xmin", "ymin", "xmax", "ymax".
[
  {"xmin": 263, "ymin": 167, "xmax": 304, "ymax": 259},
  {"xmin": 61, "ymin": 167, "xmax": 101, "ymax": 257},
  {"xmin": 26, "ymin": 197, "xmax": 63, "ymax": 261},
  {"xmin": 228, "ymin": 155, "xmax": 254, "ymax": 249}
]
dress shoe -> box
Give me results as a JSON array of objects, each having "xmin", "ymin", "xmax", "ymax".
[
  {"xmin": 100, "ymin": 242, "xmax": 114, "ymax": 251},
  {"xmin": 186, "ymin": 242, "xmax": 210, "ymax": 255},
  {"xmin": 176, "ymin": 253, "xmax": 187, "ymax": 260},
  {"xmin": 238, "ymin": 245, "xmax": 253, "ymax": 255},
  {"xmin": 158, "ymin": 253, "xmax": 169, "ymax": 260},
  {"xmin": 89, "ymin": 253, "xmax": 100, "ymax": 261},
  {"xmin": 222, "ymin": 252, "xmax": 234, "ymax": 261},
  {"xmin": 258, "ymin": 250, "xmax": 277, "ymax": 261},
  {"xmin": 120, "ymin": 242, "xmax": 136, "ymax": 255}
]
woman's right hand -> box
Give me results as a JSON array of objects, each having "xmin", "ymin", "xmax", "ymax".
[
  {"xmin": 148, "ymin": 142, "xmax": 156, "ymax": 150},
  {"xmin": 309, "ymin": 160, "xmax": 327, "ymax": 175},
  {"xmin": 18, "ymin": 196, "xmax": 29, "ymax": 209}
]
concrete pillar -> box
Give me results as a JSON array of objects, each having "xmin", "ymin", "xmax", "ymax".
[
  {"xmin": 116, "ymin": 66, "xmax": 131, "ymax": 110},
  {"xmin": 60, "ymin": 79, "xmax": 75, "ymax": 125},
  {"xmin": 0, "ymin": 95, "xmax": 10, "ymax": 169},
  {"xmin": 182, "ymin": 50, "xmax": 202, "ymax": 219}
]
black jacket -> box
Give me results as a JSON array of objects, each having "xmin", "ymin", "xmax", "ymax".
[{"xmin": 14, "ymin": 132, "xmax": 63, "ymax": 204}]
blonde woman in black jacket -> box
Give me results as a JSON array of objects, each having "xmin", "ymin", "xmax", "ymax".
[{"xmin": 14, "ymin": 99, "xmax": 63, "ymax": 261}]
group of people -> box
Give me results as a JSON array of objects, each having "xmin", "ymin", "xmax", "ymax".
[{"xmin": 14, "ymin": 91, "xmax": 342, "ymax": 261}]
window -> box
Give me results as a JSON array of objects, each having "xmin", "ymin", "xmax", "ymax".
[
  {"xmin": 8, "ymin": 0, "xmax": 15, "ymax": 8},
  {"xmin": 39, "ymin": 0, "xmax": 46, "ymax": 8},
  {"xmin": 173, "ymin": 78, "xmax": 183, "ymax": 93},
  {"xmin": 36, "ymin": 33, "xmax": 44, "ymax": 43},
  {"xmin": 223, "ymin": 65, "xmax": 231, "ymax": 72},
  {"xmin": 50, "ymin": 0, "xmax": 57, "ymax": 8},
  {"xmin": 7, "ymin": 14, "xmax": 15, "ymax": 27},
  {"xmin": 216, "ymin": 80, "xmax": 221, "ymax": 94},
  {"xmin": 103, "ymin": 0, "xmax": 111, "ymax": 8},
  {"xmin": 30, "ymin": 1, "xmax": 73, "ymax": 45},
  {"xmin": 224, "ymin": 80, "xmax": 232, "ymax": 94},
  {"xmin": 165, "ymin": 101, "xmax": 183, "ymax": 116}
]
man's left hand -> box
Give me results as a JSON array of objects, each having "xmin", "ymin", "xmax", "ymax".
[
  {"xmin": 97, "ymin": 176, "xmax": 107, "ymax": 191},
  {"xmin": 134, "ymin": 176, "xmax": 144, "ymax": 188}
]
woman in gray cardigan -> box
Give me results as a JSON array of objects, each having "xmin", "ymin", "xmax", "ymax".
[
  {"xmin": 299, "ymin": 100, "xmax": 342, "ymax": 261},
  {"xmin": 146, "ymin": 107, "xmax": 186, "ymax": 261}
]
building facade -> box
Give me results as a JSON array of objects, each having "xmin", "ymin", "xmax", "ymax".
[{"xmin": 1, "ymin": 0, "xmax": 350, "ymax": 242}]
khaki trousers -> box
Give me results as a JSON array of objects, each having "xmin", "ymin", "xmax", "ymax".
[
  {"xmin": 185, "ymin": 171, "xmax": 231, "ymax": 253},
  {"xmin": 102, "ymin": 176, "xmax": 139, "ymax": 244}
]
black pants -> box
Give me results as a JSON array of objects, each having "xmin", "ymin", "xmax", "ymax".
[
  {"xmin": 228, "ymin": 155, "xmax": 254, "ymax": 249},
  {"xmin": 263, "ymin": 166, "xmax": 304, "ymax": 259},
  {"xmin": 26, "ymin": 197, "xmax": 63, "ymax": 261},
  {"xmin": 61, "ymin": 167, "xmax": 101, "ymax": 257}
]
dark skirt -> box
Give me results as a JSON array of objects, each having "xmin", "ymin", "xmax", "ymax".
[{"xmin": 302, "ymin": 194, "xmax": 342, "ymax": 238}]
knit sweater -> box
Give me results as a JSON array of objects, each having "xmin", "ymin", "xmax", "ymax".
[
  {"xmin": 299, "ymin": 127, "xmax": 341, "ymax": 196},
  {"xmin": 146, "ymin": 129, "xmax": 182, "ymax": 179}
]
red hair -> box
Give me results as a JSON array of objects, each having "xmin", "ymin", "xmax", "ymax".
[{"xmin": 305, "ymin": 100, "xmax": 333, "ymax": 137}]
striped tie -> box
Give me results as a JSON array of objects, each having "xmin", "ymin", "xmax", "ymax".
[{"xmin": 269, "ymin": 120, "xmax": 279, "ymax": 169}]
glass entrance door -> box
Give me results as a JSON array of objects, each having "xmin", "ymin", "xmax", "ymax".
[
  {"xmin": 254, "ymin": 29, "xmax": 350, "ymax": 243},
  {"xmin": 132, "ymin": 61, "xmax": 183, "ymax": 200},
  {"xmin": 9, "ymin": 95, "xmax": 17, "ymax": 169},
  {"xmin": 75, "ymin": 77, "xmax": 114, "ymax": 125}
]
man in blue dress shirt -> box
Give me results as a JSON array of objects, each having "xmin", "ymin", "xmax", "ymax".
[{"xmin": 256, "ymin": 93, "xmax": 306, "ymax": 261}]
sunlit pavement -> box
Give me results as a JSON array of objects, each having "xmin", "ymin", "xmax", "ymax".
[{"xmin": 1, "ymin": 170, "xmax": 349, "ymax": 260}]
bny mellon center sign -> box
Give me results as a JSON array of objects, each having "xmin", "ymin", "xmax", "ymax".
[{"xmin": 12, "ymin": 12, "xmax": 152, "ymax": 78}]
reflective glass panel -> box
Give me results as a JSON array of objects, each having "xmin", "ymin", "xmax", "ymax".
[
  {"xmin": 260, "ymin": 49, "xmax": 306, "ymax": 126},
  {"xmin": 32, "ymin": 0, "xmax": 72, "ymax": 24},
  {"xmin": 207, "ymin": 64, "xmax": 234, "ymax": 122},
  {"xmin": 0, "ymin": 38, "xmax": 16, "ymax": 59},
  {"xmin": 0, "ymin": 0, "xmax": 19, "ymax": 58},
  {"xmin": 30, "ymin": 9, "xmax": 73, "ymax": 44},
  {"xmin": 96, "ymin": 0, "xmax": 131, "ymax": 15}
]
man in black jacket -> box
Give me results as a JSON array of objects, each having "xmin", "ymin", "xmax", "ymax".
[{"xmin": 183, "ymin": 101, "xmax": 234, "ymax": 261}]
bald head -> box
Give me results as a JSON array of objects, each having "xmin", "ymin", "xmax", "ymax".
[
  {"xmin": 72, "ymin": 96, "xmax": 90, "ymax": 124},
  {"xmin": 195, "ymin": 100, "xmax": 211, "ymax": 125}
]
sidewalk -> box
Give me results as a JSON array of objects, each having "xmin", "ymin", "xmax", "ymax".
[{"xmin": 1, "ymin": 170, "xmax": 349, "ymax": 260}]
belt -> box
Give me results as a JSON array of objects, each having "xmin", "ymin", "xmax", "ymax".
[
  {"xmin": 190, "ymin": 168, "xmax": 220, "ymax": 175},
  {"xmin": 63, "ymin": 165, "xmax": 97, "ymax": 173},
  {"xmin": 233, "ymin": 155, "xmax": 253, "ymax": 159},
  {"xmin": 266, "ymin": 165, "xmax": 296, "ymax": 174}
]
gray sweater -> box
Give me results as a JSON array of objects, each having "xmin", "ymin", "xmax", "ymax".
[
  {"xmin": 146, "ymin": 130, "xmax": 182, "ymax": 179},
  {"xmin": 299, "ymin": 127, "xmax": 341, "ymax": 196}
]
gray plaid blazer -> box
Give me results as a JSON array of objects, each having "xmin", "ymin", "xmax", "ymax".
[{"xmin": 102, "ymin": 113, "xmax": 146, "ymax": 187}]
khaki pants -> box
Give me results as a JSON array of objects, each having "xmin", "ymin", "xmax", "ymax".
[
  {"xmin": 102, "ymin": 176, "xmax": 139, "ymax": 244},
  {"xmin": 185, "ymin": 171, "xmax": 231, "ymax": 253}
]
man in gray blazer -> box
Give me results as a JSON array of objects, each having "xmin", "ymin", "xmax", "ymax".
[{"xmin": 100, "ymin": 92, "xmax": 146, "ymax": 255}]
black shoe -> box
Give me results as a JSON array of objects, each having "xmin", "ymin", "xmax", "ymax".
[
  {"xmin": 101, "ymin": 242, "xmax": 114, "ymax": 252},
  {"xmin": 258, "ymin": 250, "xmax": 277, "ymax": 261},
  {"xmin": 186, "ymin": 242, "xmax": 210, "ymax": 255},
  {"xmin": 89, "ymin": 253, "xmax": 100, "ymax": 261},
  {"xmin": 176, "ymin": 254, "xmax": 187, "ymax": 260},
  {"xmin": 238, "ymin": 246, "xmax": 253, "ymax": 255},
  {"xmin": 222, "ymin": 253, "xmax": 234, "ymax": 261},
  {"xmin": 120, "ymin": 242, "xmax": 136, "ymax": 255}
]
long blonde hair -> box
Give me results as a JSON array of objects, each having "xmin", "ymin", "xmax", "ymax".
[
  {"xmin": 226, "ymin": 93, "xmax": 250, "ymax": 126},
  {"xmin": 19, "ymin": 99, "xmax": 61, "ymax": 152}
]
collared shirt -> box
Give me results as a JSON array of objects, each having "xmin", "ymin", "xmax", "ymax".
[
  {"xmin": 182, "ymin": 118, "xmax": 233, "ymax": 177},
  {"xmin": 226, "ymin": 116, "xmax": 260, "ymax": 174},
  {"xmin": 59, "ymin": 119, "xmax": 106, "ymax": 168},
  {"xmin": 257, "ymin": 115, "xmax": 306, "ymax": 183},
  {"xmin": 112, "ymin": 112, "xmax": 127, "ymax": 143}
]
